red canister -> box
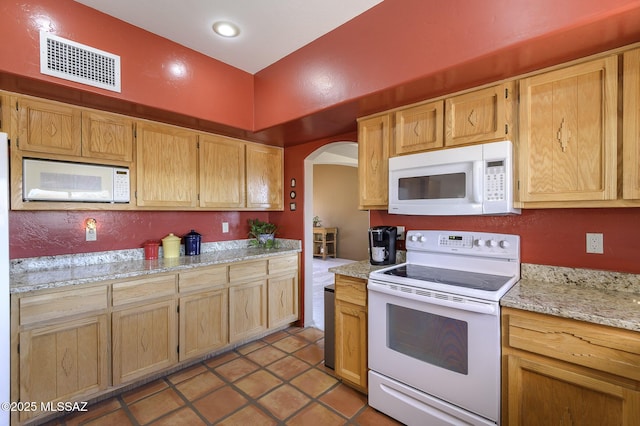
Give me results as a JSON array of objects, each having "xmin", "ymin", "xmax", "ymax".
[{"xmin": 143, "ymin": 240, "xmax": 161, "ymax": 260}]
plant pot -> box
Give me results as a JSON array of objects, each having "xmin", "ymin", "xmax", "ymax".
[{"xmin": 258, "ymin": 233, "xmax": 275, "ymax": 245}]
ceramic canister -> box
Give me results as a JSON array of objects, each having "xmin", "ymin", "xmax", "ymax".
[
  {"xmin": 161, "ymin": 233, "xmax": 181, "ymax": 258},
  {"xmin": 143, "ymin": 240, "xmax": 161, "ymax": 260},
  {"xmin": 183, "ymin": 229, "xmax": 202, "ymax": 256}
]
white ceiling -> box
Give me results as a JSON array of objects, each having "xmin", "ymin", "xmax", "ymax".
[{"xmin": 74, "ymin": 0, "xmax": 383, "ymax": 74}]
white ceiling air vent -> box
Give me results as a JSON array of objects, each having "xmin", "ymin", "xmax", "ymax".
[{"xmin": 40, "ymin": 31, "xmax": 121, "ymax": 93}]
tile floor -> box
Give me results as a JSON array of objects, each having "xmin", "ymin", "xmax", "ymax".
[{"xmin": 45, "ymin": 327, "xmax": 402, "ymax": 426}]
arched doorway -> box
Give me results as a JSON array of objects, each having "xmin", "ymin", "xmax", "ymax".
[{"xmin": 302, "ymin": 141, "xmax": 367, "ymax": 327}]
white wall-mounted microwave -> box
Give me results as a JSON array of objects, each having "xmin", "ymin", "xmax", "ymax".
[
  {"xmin": 23, "ymin": 159, "xmax": 130, "ymax": 203},
  {"xmin": 388, "ymin": 141, "xmax": 520, "ymax": 216}
]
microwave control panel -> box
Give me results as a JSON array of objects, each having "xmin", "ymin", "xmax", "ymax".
[
  {"xmin": 484, "ymin": 160, "xmax": 506, "ymax": 201},
  {"xmin": 113, "ymin": 168, "xmax": 130, "ymax": 202}
]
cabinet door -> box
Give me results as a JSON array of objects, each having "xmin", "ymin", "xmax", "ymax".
[
  {"xmin": 268, "ymin": 272, "xmax": 298, "ymax": 329},
  {"xmin": 136, "ymin": 122, "xmax": 198, "ymax": 207},
  {"xmin": 394, "ymin": 100, "xmax": 443, "ymax": 154},
  {"xmin": 112, "ymin": 299, "xmax": 178, "ymax": 385},
  {"xmin": 335, "ymin": 300, "xmax": 367, "ymax": 392},
  {"xmin": 81, "ymin": 110, "xmax": 134, "ymax": 162},
  {"xmin": 505, "ymin": 354, "xmax": 640, "ymax": 426},
  {"xmin": 445, "ymin": 82, "xmax": 514, "ymax": 147},
  {"xmin": 519, "ymin": 56, "xmax": 618, "ymax": 203},
  {"xmin": 14, "ymin": 97, "xmax": 82, "ymax": 156},
  {"xmin": 246, "ymin": 144, "xmax": 283, "ymax": 210},
  {"xmin": 358, "ymin": 114, "xmax": 390, "ymax": 210},
  {"xmin": 19, "ymin": 315, "xmax": 108, "ymax": 422},
  {"xmin": 229, "ymin": 280, "xmax": 267, "ymax": 343},
  {"xmin": 179, "ymin": 289, "xmax": 228, "ymax": 361},
  {"xmin": 199, "ymin": 134, "xmax": 246, "ymax": 208},
  {"xmin": 623, "ymin": 48, "xmax": 640, "ymax": 200}
]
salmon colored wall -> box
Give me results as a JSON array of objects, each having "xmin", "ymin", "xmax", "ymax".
[
  {"xmin": 254, "ymin": 0, "xmax": 640, "ymax": 131},
  {"xmin": 8, "ymin": 211, "xmax": 268, "ymax": 259},
  {"xmin": 4, "ymin": 0, "xmax": 640, "ymax": 275},
  {"xmin": 0, "ymin": 0, "xmax": 254, "ymax": 130},
  {"xmin": 370, "ymin": 209, "xmax": 640, "ymax": 274}
]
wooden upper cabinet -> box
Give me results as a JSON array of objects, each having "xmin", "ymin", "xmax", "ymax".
[
  {"xmin": 393, "ymin": 100, "xmax": 443, "ymax": 155},
  {"xmin": 246, "ymin": 144, "xmax": 283, "ymax": 210},
  {"xmin": 81, "ymin": 110, "xmax": 134, "ymax": 162},
  {"xmin": 358, "ymin": 114, "xmax": 390, "ymax": 210},
  {"xmin": 14, "ymin": 96, "xmax": 82, "ymax": 156},
  {"xmin": 518, "ymin": 56, "xmax": 618, "ymax": 203},
  {"xmin": 13, "ymin": 96, "xmax": 134, "ymax": 162},
  {"xmin": 623, "ymin": 48, "xmax": 640, "ymax": 200},
  {"xmin": 199, "ymin": 134, "xmax": 246, "ymax": 209},
  {"xmin": 445, "ymin": 82, "xmax": 514, "ymax": 147},
  {"xmin": 136, "ymin": 122, "xmax": 198, "ymax": 207}
]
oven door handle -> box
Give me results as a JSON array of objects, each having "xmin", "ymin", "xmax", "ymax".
[{"xmin": 368, "ymin": 281, "xmax": 497, "ymax": 315}]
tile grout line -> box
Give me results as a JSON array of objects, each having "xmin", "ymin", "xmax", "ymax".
[{"xmin": 53, "ymin": 327, "xmax": 375, "ymax": 426}]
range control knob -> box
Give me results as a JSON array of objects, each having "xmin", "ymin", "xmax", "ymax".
[
  {"xmin": 474, "ymin": 239, "xmax": 486, "ymax": 247},
  {"xmin": 499, "ymin": 240, "xmax": 511, "ymax": 249},
  {"xmin": 487, "ymin": 240, "xmax": 498, "ymax": 248},
  {"xmin": 410, "ymin": 233, "xmax": 421, "ymax": 242},
  {"xmin": 418, "ymin": 234, "xmax": 426, "ymax": 242}
]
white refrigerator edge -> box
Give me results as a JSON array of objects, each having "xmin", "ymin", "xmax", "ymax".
[{"xmin": 1, "ymin": 132, "xmax": 9, "ymax": 426}]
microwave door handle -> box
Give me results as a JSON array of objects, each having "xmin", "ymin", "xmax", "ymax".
[{"xmin": 472, "ymin": 161, "xmax": 483, "ymax": 203}]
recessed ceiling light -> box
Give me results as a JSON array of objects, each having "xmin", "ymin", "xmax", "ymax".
[{"xmin": 212, "ymin": 21, "xmax": 240, "ymax": 38}]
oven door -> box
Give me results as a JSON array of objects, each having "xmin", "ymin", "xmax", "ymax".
[{"xmin": 368, "ymin": 279, "xmax": 501, "ymax": 423}]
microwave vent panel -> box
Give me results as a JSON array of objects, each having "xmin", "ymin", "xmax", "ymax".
[{"xmin": 40, "ymin": 31, "xmax": 121, "ymax": 93}]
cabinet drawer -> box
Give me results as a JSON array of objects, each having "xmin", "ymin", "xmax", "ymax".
[
  {"xmin": 504, "ymin": 308, "xmax": 640, "ymax": 381},
  {"xmin": 179, "ymin": 265, "xmax": 228, "ymax": 293},
  {"xmin": 229, "ymin": 260, "xmax": 267, "ymax": 283},
  {"xmin": 112, "ymin": 274, "xmax": 176, "ymax": 306},
  {"xmin": 268, "ymin": 254, "xmax": 298, "ymax": 275},
  {"xmin": 335, "ymin": 275, "xmax": 367, "ymax": 307},
  {"xmin": 20, "ymin": 286, "xmax": 107, "ymax": 326}
]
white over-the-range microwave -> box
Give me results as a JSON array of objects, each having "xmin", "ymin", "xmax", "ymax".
[
  {"xmin": 388, "ymin": 140, "xmax": 520, "ymax": 215},
  {"xmin": 23, "ymin": 159, "xmax": 130, "ymax": 203}
]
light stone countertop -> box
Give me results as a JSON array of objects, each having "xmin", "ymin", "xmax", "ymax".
[
  {"xmin": 10, "ymin": 239, "xmax": 301, "ymax": 294},
  {"xmin": 329, "ymin": 259, "xmax": 640, "ymax": 333},
  {"xmin": 328, "ymin": 260, "xmax": 392, "ymax": 280},
  {"xmin": 501, "ymin": 264, "xmax": 640, "ymax": 332}
]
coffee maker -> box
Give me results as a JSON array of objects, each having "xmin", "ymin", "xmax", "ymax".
[{"xmin": 369, "ymin": 226, "xmax": 397, "ymax": 265}]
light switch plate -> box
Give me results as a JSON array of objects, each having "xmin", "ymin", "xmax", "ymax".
[{"xmin": 222, "ymin": 222, "xmax": 229, "ymax": 233}]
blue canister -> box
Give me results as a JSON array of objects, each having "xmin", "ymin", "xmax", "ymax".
[{"xmin": 183, "ymin": 229, "xmax": 202, "ymax": 256}]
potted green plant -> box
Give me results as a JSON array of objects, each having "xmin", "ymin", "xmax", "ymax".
[{"xmin": 248, "ymin": 218, "xmax": 278, "ymax": 248}]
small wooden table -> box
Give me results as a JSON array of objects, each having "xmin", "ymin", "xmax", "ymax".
[{"xmin": 313, "ymin": 227, "xmax": 337, "ymax": 260}]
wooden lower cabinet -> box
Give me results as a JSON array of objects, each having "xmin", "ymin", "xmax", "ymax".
[
  {"xmin": 18, "ymin": 315, "xmax": 109, "ymax": 423},
  {"xmin": 179, "ymin": 289, "xmax": 228, "ymax": 361},
  {"xmin": 502, "ymin": 307, "xmax": 640, "ymax": 425},
  {"xmin": 267, "ymin": 272, "xmax": 298, "ymax": 329},
  {"xmin": 12, "ymin": 284, "xmax": 109, "ymax": 424},
  {"xmin": 334, "ymin": 274, "xmax": 368, "ymax": 393},
  {"xmin": 112, "ymin": 299, "xmax": 178, "ymax": 385},
  {"xmin": 11, "ymin": 253, "xmax": 299, "ymax": 424},
  {"xmin": 228, "ymin": 279, "xmax": 268, "ymax": 343}
]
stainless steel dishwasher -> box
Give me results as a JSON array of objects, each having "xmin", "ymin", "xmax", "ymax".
[{"xmin": 323, "ymin": 284, "xmax": 335, "ymax": 369}]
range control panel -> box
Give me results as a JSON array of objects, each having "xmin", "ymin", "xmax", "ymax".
[{"xmin": 405, "ymin": 230, "xmax": 520, "ymax": 259}]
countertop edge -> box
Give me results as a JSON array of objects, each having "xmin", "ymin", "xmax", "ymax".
[{"xmin": 10, "ymin": 246, "xmax": 301, "ymax": 294}]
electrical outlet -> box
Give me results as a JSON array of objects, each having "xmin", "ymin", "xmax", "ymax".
[
  {"xmin": 222, "ymin": 222, "xmax": 229, "ymax": 233},
  {"xmin": 86, "ymin": 227, "xmax": 97, "ymax": 241},
  {"xmin": 396, "ymin": 226, "xmax": 405, "ymax": 240},
  {"xmin": 586, "ymin": 233, "xmax": 603, "ymax": 254}
]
